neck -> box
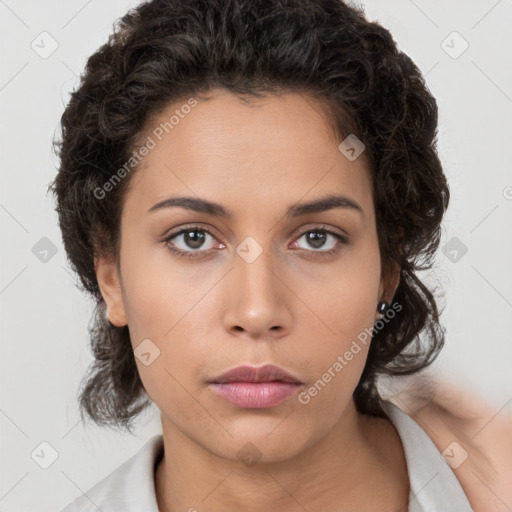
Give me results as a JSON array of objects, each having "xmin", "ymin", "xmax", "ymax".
[{"xmin": 155, "ymin": 399, "xmax": 409, "ymax": 512}]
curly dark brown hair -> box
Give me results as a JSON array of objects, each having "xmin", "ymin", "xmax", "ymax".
[{"xmin": 48, "ymin": 0, "xmax": 449, "ymax": 433}]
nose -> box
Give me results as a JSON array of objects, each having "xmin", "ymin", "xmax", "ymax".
[{"xmin": 222, "ymin": 241, "xmax": 293, "ymax": 340}]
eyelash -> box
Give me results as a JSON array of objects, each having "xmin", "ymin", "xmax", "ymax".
[{"xmin": 162, "ymin": 224, "xmax": 348, "ymax": 259}]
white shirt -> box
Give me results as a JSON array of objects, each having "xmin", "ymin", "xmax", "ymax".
[{"xmin": 59, "ymin": 401, "xmax": 474, "ymax": 511}]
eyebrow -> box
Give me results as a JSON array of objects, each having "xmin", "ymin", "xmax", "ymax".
[{"xmin": 148, "ymin": 194, "xmax": 364, "ymax": 218}]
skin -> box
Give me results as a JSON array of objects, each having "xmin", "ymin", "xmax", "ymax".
[{"xmin": 95, "ymin": 89, "xmax": 409, "ymax": 511}]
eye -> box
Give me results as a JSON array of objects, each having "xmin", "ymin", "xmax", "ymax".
[
  {"xmin": 292, "ymin": 227, "xmax": 348, "ymax": 256},
  {"xmin": 162, "ymin": 226, "xmax": 222, "ymax": 258}
]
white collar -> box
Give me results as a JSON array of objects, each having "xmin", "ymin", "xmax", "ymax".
[{"xmin": 383, "ymin": 400, "xmax": 474, "ymax": 511}]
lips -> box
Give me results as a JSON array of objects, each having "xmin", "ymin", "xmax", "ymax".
[
  {"xmin": 209, "ymin": 364, "xmax": 303, "ymax": 384},
  {"xmin": 208, "ymin": 364, "xmax": 304, "ymax": 408}
]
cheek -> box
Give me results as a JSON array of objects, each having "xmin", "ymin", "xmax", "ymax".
[
  {"xmin": 118, "ymin": 241, "xmax": 215, "ymax": 392},
  {"xmin": 120, "ymin": 240, "xmax": 201, "ymax": 339},
  {"xmin": 295, "ymin": 241, "xmax": 381, "ymax": 402},
  {"xmin": 123, "ymin": 274, "xmax": 207, "ymax": 420},
  {"xmin": 296, "ymin": 297, "xmax": 374, "ymax": 415},
  {"xmin": 307, "ymin": 248, "xmax": 381, "ymax": 348}
]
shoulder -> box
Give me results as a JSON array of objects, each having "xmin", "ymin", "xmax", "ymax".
[{"xmin": 387, "ymin": 375, "xmax": 512, "ymax": 512}]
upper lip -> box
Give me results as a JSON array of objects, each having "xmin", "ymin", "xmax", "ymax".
[{"xmin": 209, "ymin": 364, "xmax": 303, "ymax": 384}]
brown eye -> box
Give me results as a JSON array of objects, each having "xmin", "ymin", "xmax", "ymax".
[
  {"xmin": 293, "ymin": 227, "xmax": 348, "ymax": 256},
  {"xmin": 163, "ymin": 226, "xmax": 220, "ymax": 258}
]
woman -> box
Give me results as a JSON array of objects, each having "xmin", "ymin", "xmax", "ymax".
[{"xmin": 49, "ymin": 0, "xmax": 509, "ymax": 510}]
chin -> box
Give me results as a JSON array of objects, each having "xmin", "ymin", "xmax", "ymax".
[{"xmin": 208, "ymin": 421, "xmax": 312, "ymax": 464}]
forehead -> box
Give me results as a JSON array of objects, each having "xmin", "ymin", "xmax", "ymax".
[{"xmin": 123, "ymin": 90, "xmax": 373, "ymax": 221}]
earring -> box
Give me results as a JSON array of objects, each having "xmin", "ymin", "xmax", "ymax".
[{"xmin": 377, "ymin": 301, "xmax": 388, "ymax": 314}]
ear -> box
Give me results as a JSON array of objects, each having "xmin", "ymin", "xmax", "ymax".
[
  {"xmin": 377, "ymin": 259, "xmax": 401, "ymax": 316},
  {"xmin": 94, "ymin": 255, "xmax": 127, "ymax": 327}
]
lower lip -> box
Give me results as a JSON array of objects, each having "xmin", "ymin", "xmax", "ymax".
[{"xmin": 209, "ymin": 382, "xmax": 301, "ymax": 408}]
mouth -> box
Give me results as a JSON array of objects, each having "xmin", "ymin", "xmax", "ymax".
[
  {"xmin": 208, "ymin": 364, "xmax": 304, "ymax": 409},
  {"xmin": 208, "ymin": 364, "xmax": 304, "ymax": 385}
]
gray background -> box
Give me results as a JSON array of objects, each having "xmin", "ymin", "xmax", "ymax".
[{"xmin": 1, "ymin": 0, "xmax": 511, "ymax": 510}]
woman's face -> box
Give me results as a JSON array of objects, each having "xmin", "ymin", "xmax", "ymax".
[{"xmin": 96, "ymin": 89, "xmax": 398, "ymax": 462}]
